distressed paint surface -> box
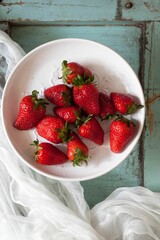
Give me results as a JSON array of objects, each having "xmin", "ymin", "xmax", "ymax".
[
  {"xmin": 0, "ymin": 0, "xmax": 117, "ymax": 22},
  {"xmin": 122, "ymin": 0, "xmax": 160, "ymax": 21},
  {"xmin": 1, "ymin": 0, "xmax": 160, "ymax": 22},
  {"xmin": 10, "ymin": 24, "xmax": 141, "ymax": 74},
  {"xmin": 144, "ymin": 22, "xmax": 160, "ymax": 191}
]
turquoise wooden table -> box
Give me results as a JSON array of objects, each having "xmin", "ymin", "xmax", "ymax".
[{"xmin": 0, "ymin": 0, "xmax": 159, "ymax": 208}]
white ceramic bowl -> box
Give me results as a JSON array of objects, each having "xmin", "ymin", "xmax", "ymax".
[{"xmin": 1, "ymin": 38, "xmax": 145, "ymax": 181}]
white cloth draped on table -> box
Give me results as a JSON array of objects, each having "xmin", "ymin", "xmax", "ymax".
[{"xmin": 0, "ymin": 30, "xmax": 160, "ymax": 240}]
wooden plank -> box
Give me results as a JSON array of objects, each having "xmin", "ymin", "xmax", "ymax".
[
  {"xmin": 10, "ymin": 24, "xmax": 143, "ymax": 206},
  {"xmin": 1, "ymin": 1, "xmax": 160, "ymax": 22},
  {"xmin": 122, "ymin": 0, "xmax": 160, "ymax": 21},
  {"xmin": 0, "ymin": 0, "xmax": 117, "ymax": 22},
  {"xmin": 10, "ymin": 24, "xmax": 141, "ymax": 74},
  {"xmin": 144, "ymin": 22, "xmax": 160, "ymax": 191}
]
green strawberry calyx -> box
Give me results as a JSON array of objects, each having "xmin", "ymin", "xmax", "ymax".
[
  {"xmin": 74, "ymin": 108, "xmax": 83, "ymax": 127},
  {"xmin": 32, "ymin": 90, "xmax": 48, "ymax": 110},
  {"xmin": 101, "ymin": 113, "xmax": 116, "ymax": 121},
  {"xmin": 126, "ymin": 103, "xmax": 144, "ymax": 115},
  {"xmin": 75, "ymin": 114, "xmax": 92, "ymax": 128},
  {"xmin": 57, "ymin": 122, "xmax": 71, "ymax": 143},
  {"xmin": 84, "ymin": 114, "xmax": 92, "ymax": 123},
  {"xmin": 62, "ymin": 60, "xmax": 72, "ymax": 81},
  {"xmin": 61, "ymin": 90, "xmax": 72, "ymax": 106},
  {"xmin": 72, "ymin": 148, "xmax": 89, "ymax": 167},
  {"xmin": 31, "ymin": 139, "xmax": 42, "ymax": 161},
  {"xmin": 73, "ymin": 74, "xmax": 94, "ymax": 86},
  {"xmin": 115, "ymin": 114, "xmax": 136, "ymax": 127}
]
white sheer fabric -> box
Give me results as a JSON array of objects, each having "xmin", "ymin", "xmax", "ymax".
[{"xmin": 0, "ymin": 30, "xmax": 160, "ymax": 240}]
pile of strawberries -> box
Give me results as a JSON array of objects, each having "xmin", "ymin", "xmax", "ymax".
[{"xmin": 14, "ymin": 60, "xmax": 143, "ymax": 166}]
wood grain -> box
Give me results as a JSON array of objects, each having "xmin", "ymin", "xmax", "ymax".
[{"xmin": 144, "ymin": 22, "xmax": 160, "ymax": 191}]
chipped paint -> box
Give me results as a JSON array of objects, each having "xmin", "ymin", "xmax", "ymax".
[
  {"xmin": 0, "ymin": 1, "xmax": 24, "ymax": 6},
  {"xmin": 144, "ymin": 2, "xmax": 160, "ymax": 13},
  {"xmin": 116, "ymin": 0, "xmax": 122, "ymax": 20},
  {"xmin": 146, "ymin": 94, "xmax": 160, "ymax": 133},
  {"xmin": 138, "ymin": 23, "xmax": 146, "ymax": 87},
  {"xmin": 7, "ymin": 7, "xmax": 12, "ymax": 14},
  {"xmin": 135, "ymin": 22, "xmax": 147, "ymax": 186}
]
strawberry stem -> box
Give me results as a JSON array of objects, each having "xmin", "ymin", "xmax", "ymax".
[
  {"xmin": 31, "ymin": 90, "xmax": 48, "ymax": 110},
  {"xmin": 30, "ymin": 139, "xmax": 42, "ymax": 161},
  {"xmin": 126, "ymin": 103, "xmax": 144, "ymax": 115},
  {"xmin": 101, "ymin": 114, "xmax": 116, "ymax": 120},
  {"xmin": 62, "ymin": 60, "xmax": 72, "ymax": 82},
  {"xmin": 84, "ymin": 114, "xmax": 92, "ymax": 123},
  {"xmin": 73, "ymin": 74, "xmax": 94, "ymax": 86},
  {"xmin": 62, "ymin": 90, "xmax": 72, "ymax": 105},
  {"xmin": 57, "ymin": 122, "xmax": 71, "ymax": 143},
  {"xmin": 74, "ymin": 114, "xmax": 92, "ymax": 127},
  {"xmin": 74, "ymin": 108, "xmax": 83, "ymax": 127},
  {"xmin": 115, "ymin": 114, "xmax": 136, "ymax": 127},
  {"xmin": 73, "ymin": 75, "xmax": 85, "ymax": 86},
  {"xmin": 72, "ymin": 148, "xmax": 88, "ymax": 166}
]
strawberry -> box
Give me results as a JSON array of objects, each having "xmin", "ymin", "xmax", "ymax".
[
  {"xmin": 83, "ymin": 67, "xmax": 92, "ymax": 79},
  {"xmin": 62, "ymin": 60, "xmax": 85, "ymax": 84},
  {"xmin": 53, "ymin": 105, "xmax": 81, "ymax": 124},
  {"xmin": 99, "ymin": 92, "xmax": 116, "ymax": 119},
  {"xmin": 31, "ymin": 139, "xmax": 68, "ymax": 165},
  {"xmin": 110, "ymin": 92, "xmax": 143, "ymax": 115},
  {"xmin": 67, "ymin": 132, "xmax": 89, "ymax": 166},
  {"xmin": 14, "ymin": 90, "xmax": 47, "ymax": 130},
  {"xmin": 73, "ymin": 75, "xmax": 100, "ymax": 115},
  {"xmin": 78, "ymin": 116, "xmax": 104, "ymax": 145},
  {"xmin": 44, "ymin": 84, "xmax": 72, "ymax": 106},
  {"xmin": 110, "ymin": 116, "xmax": 136, "ymax": 153},
  {"xmin": 36, "ymin": 115, "xmax": 69, "ymax": 143}
]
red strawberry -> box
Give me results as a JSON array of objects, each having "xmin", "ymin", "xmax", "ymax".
[
  {"xmin": 99, "ymin": 92, "xmax": 116, "ymax": 119},
  {"xmin": 73, "ymin": 76, "xmax": 100, "ymax": 115},
  {"xmin": 84, "ymin": 67, "xmax": 92, "ymax": 79},
  {"xmin": 62, "ymin": 60, "xmax": 85, "ymax": 84},
  {"xmin": 36, "ymin": 115, "xmax": 69, "ymax": 143},
  {"xmin": 78, "ymin": 116, "xmax": 104, "ymax": 145},
  {"xmin": 14, "ymin": 90, "xmax": 47, "ymax": 130},
  {"xmin": 110, "ymin": 116, "xmax": 136, "ymax": 153},
  {"xmin": 44, "ymin": 84, "xmax": 72, "ymax": 106},
  {"xmin": 110, "ymin": 92, "xmax": 143, "ymax": 115},
  {"xmin": 32, "ymin": 139, "xmax": 67, "ymax": 165},
  {"xmin": 67, "ymin": 132, "xmax": 89, "ymax": 166},
  {"xmin": 54, "ymin": 105, "xmax": 81, "ymax": 124}
]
